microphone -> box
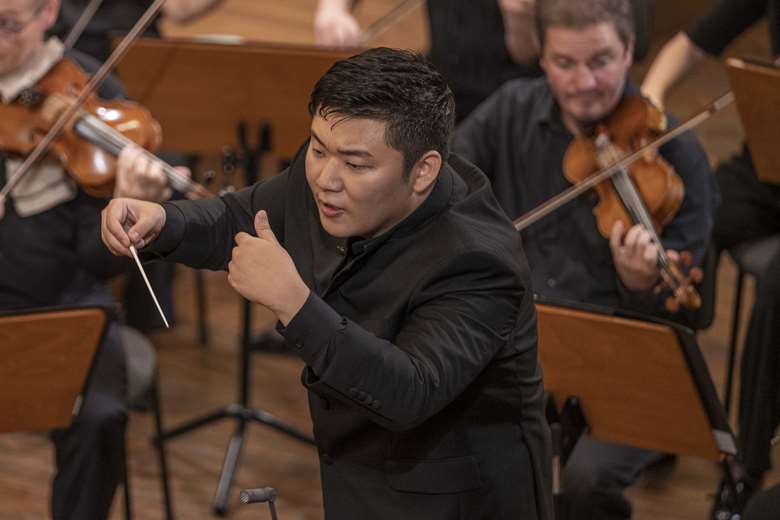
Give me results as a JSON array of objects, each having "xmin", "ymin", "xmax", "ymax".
[{"xmin": 240, "ymin": 487, "xmax": 277, "ymax": 504}]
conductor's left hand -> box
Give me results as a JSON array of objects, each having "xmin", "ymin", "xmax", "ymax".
[{"xmin": 228, "ymin": 210, "xmax": 311, "ymax": 326}]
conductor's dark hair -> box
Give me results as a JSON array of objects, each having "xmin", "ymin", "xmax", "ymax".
[{"xmin": 308, "ymin": 47, "xmax": 455, "ymax": 177}]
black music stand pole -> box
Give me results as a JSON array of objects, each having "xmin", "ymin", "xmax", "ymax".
[{"xmin": 155, "ymin": 121, "xmax": 314, "ymax": 517}]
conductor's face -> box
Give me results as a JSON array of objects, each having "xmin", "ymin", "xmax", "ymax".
[{"xmin": 306, "ymin": 113, "xmax": 427, "ymax": 239}]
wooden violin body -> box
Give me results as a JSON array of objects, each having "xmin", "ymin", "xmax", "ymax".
[
  {"xmin": 0, "ymin": 57, "xmax": 162, "ymax": 197},
  {"xmin": 564, "ymin": 96, "xmax": 685, "ymax": 238},
  {"xmin": 563, "ymin": 95, "xmax": 701, "ymax": 312}
]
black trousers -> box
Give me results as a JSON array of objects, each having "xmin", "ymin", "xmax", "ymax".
[
  {"xmin": 744, "ymin": 482, "xmax": 780, "ymax": 520},
  {"xmin": 49, "ymin": 320, "xmax": 128, "ymax": 520},
  {"xmin": 712, "ymin": 148, "xmax": 780, "ymax": 481},
  {"xmin": 558, "ymin": 437, "xmax": 662, "ymax": 520}
]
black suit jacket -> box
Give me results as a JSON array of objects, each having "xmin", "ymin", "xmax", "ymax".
[{"xmin": 150, "ymin": 144, "xmax": 553, "ymax": 520}]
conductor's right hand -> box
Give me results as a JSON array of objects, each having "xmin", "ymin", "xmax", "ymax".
[{"xmin": 101, "ymin": 198, "xmax": 167, "ymax": 257}]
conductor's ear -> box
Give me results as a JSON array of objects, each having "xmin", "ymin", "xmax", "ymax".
[{"xmin": 410, "ymin": 150, "xmax": 442, "ymax": 194}]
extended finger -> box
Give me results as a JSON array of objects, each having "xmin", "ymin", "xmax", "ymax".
[
  {"xmin": 126, "ymin": 204, "xmax": 163, "ymax": 245},
  {"xmin": 642, "ymin": 241, "xmax": 658, "ymax": 265},
  {"xmin": 147, "ymin": 155, "xmax": 165, "ymax": 184},
  {"xmin": 101, "ymin": 205, "xmax": 132, "ymax": 255},
  {"xmin": 104, "ymin": 200, "xmax": 133, "ymax": 247},
  {"xmin": 609, "ymin": 220, "xmax": 625, "ymax": 253}
]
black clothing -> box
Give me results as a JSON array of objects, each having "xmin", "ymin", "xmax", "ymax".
[
  {"xmin": 686, "ymin": 0, "xmax": 780, "ymax": 57},
  {"xmin": 686, "ymin": 0, "xmax": 780, "ymax": 483},
  {"xmin": 0, "ymin": 50, "xmax": 128, "ymax": 520},
  {"xmin": 712, "ymin": 151, "xmax": 780, "ymax": 480},
  {"xmin": 147, "ymin": 143, "xmax": 553, "ymax": 520},
  {"xmin": 425, "ymin": 0, "xmax": 540, "ymax": 122},
  {"xmin": 453, "ymin": 77, "xmax": 715, "ymax": 520},
  {"xmin": 744, "ymin": 482, "xmax": 780, "ymax": 520},
  {"xmin": 453, "ymin": 77, "xmax": 715, "ymax": 317},
  {"xmin": 49, "ymin": 0, "xmax": 160, "ymax": 62},
  {"xmin": 558, "ymin": 438, "xmax": 662, "ymax": 520}
]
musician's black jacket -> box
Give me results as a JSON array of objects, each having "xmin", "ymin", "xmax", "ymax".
[
  {"xmin": 453, "ymin": 77, "xmax": 717, "ymax": 323},
  {"xmin": 146, "ymin": 143, "xmax": 553, "ymax": 520}
]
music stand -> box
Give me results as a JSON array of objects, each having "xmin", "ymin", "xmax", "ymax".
[
  {"xmin": 534, "ymin": 298, "xmax": 741, "ymax": 511},
  {"xmin": 0, "ymin": 306, "xmax": 108, "ymax": 433},
  {"xmin": 116, "ymin": 38, "xmax": 350, "ymax": 516},
  {"xmin": 725, "ymin": 56, "xmax": 780, "ymax": 186}
]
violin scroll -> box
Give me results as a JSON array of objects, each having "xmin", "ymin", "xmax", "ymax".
[{"xmin": 654, "ymin": 251, "xmax": 704, "ymax": 312}]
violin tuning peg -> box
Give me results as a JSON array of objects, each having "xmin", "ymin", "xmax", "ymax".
[
  {"xmin": 665, "ymin": 296, "xmax": 680, "ymax": 314},
  {"xmin": 689, "ymin": 267, "xmax": 704, "ymax": 285},
  {"xmin": 680, "ymin": 250, "xmax": 694, "ymax": 266},
  {"xmin": 201, "ymin": 169, "xmax": 216, "ymax": 186}
]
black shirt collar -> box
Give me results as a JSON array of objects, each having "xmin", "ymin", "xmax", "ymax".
[{"xmin": 348, "ymin": 164, "xmax": 454, "ymax": 256}]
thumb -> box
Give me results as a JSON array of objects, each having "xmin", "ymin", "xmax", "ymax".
[
  {"xmin": 254, "ymin": 210, "xmax": 279, "ymax": 244},
  {"xmin": 126, "ymin": 203, "xmax": 164, "ymax": 247}
]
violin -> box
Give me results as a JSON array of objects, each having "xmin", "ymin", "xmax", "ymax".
[
  {"xmin": 519, "ymin": 95, "xmax": 704, "ymax": 312},
  {"xmin": 0, "ymin": 0, "xmax": 214, "ymax": 214},
  {"xmin": 0, "ymin": 55, "xmax": 210, "ymax": 199}
]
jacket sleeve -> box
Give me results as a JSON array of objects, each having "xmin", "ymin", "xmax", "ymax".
[
  {"xmin": 144, "ymin": 167, "xmax": 290, "ymax": 270},
  {"xmin": 685, "ymin": 0, "xmax": 766, "ymax": 57},
  {"xmin": 279, "ymin": 250, "xmax": 528, "ymax": 431}
]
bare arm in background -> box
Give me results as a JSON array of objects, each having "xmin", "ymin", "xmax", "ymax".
[
  {"xmin": 497, "ymin": 0, "xmax": 539, "ymax": 64},
  {"xmin": 314, "ymin": 0, "xmax": 361, "ymax": 47},
  {"xmin": 641, "ymin": 32, "xmax": 705, "ymax": 108}
]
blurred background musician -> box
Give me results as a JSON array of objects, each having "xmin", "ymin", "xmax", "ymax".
[
  {"xmin": 0, "ymin": 0, "xmax": 181, "ymax": 517},
  {"xmin": 453, "ymin": 0, "xmax": 716, "ymax": 518},
  {"xmin": 47, "ymin": 0, "xmax": 220, "ymax": 333},
  {"xmin": 642, "ymin": 0, "xmax": 780, "ymax": 506},
  {"xmin": 49, "ymin": 0, "xmax": 222, "ymax": 61},
  {"xmin": 313, "ymin": 0, "xmax": 655, "ymax": 122}
]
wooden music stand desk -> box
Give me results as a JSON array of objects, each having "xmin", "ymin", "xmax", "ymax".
[
  {"xmin": 535, "ymin": 299, "xmax": 739, "ymax": 507},
  {"xmin": 0, "ymin": 306, "xmax": 108, "ymax": 434},
  {"xmin": 116, "ymin": 38, "xmax": 351, "ymax": 159},
  {"xmin": 537, "ymin": 299, "xmax": 735, "ymax": 459},
  {"xmin": 725, "ymin": 56, "xmax": 780, "ymax": 186}
]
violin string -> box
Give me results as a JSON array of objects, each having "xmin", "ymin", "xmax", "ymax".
[
  {"xmin": 74, "ymin": 111, "xmax": 194, "ymax": 192},
  {"xmin": 601, "ymin": 141, "xmax": 676, "ymax": 279},
  {"xmin": 0, "ymin": 0, "xmax": 167, "ymax": 201},
  {"xmin": 513, "ymin": 91, "xmax": 735, "ymax": 231}
]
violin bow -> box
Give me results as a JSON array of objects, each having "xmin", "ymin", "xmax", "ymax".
[
  {"xmin": 513, "ymin": 53, "xmax": 780, "ymax": 232},
  {"xmin": 62, "ymin": 0, "xmax": 105, "ymax": 50},
  {"xmin": 0, "ymin": 0, "xmax": 166, "ymax": 204},
  {"xmin": 357, "ymin": 0, "xmax": 425, "ymax": 46},
  {"xmin": 512, "ymin": 91, "xmax": 735, "ymax": 231},
  {"xmin": 0, "ymin": 0, "xmax": 171, "ymax": 326}
]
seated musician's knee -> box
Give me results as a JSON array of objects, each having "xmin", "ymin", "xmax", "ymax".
[{"xmin": 73, "ymin": 391, "xmax": 128, "ymax": 446}]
